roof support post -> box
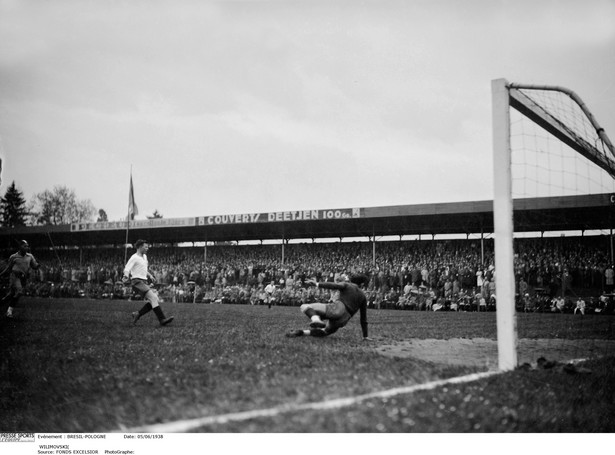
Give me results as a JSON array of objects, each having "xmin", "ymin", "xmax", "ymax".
[
  {"xmin": 611, "ymin": 228, "xmax": 614, "ymax": 267},
  {"xmin": 372, "ymin": 233, "xmax": 376, "ymax": 268},
  {"xmin": 481, "ymin": 227, "xmax": 485, "ymax": 267}
]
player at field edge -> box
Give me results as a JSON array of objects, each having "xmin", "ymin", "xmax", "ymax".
[
  {"xmin": 286, "ymin": 273, "xmax": 371, "ymax": 340},
  {"xmin": 264, "ymin": 280, "xmax": 276, "ymax": 309},
  {"xmin": 123, "ymin": 239, "xmax": 174, "ymax": 326},
  {"xmin": 0, "ymin": 240, "xmax": 40, "ymax": 318}
]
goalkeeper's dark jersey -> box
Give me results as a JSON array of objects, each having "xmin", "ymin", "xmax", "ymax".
[{"xmin": 318, "ymin": 281, "xmax": 368, "ymax": 337}]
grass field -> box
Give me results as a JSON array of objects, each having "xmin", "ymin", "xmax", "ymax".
[{"xmin": 1, "ymin": 297, "xmax": 615, "ymax": 433}]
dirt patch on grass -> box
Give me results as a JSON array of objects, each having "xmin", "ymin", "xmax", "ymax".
[{"xmin": 376, "ymin": 338, "xmax": 615, "ymax": 370}]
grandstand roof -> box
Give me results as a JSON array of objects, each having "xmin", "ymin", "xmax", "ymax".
[{"xmin": 2, "ymin": 193, "xmax": 614, "ymax": 248}]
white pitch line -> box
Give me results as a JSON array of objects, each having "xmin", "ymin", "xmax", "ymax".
[{"xmin": 121, "ymin": 370, "xmax": 499, "ymax": 433}]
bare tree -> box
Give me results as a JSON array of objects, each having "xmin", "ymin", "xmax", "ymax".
[{"xmin": 28, "ymin": 185, "xmax": 96, "ymax": 225}]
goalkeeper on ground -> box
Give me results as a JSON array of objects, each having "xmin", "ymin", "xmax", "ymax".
[{"xmin": 286, "ymin": 273, "xmax": 370, "ymax": 340}]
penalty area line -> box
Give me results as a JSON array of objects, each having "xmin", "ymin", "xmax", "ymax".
[{"xmin": 120, "ymin": 370, "xmax": 499, "ymax": 433}]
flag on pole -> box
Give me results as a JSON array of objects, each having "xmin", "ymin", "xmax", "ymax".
[{"xmin": 128, "ymin": 174, "xmax": 138, "ymax": 220}]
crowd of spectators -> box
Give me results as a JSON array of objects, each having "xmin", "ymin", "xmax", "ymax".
[{"xmin": 2, "ymin": 235, "xmax": 614, "ymax": 314}]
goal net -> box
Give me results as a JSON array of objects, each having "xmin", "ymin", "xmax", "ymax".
[{"xmin": 491, "ymin": 79, "xmax": 615, "ymax": 370}]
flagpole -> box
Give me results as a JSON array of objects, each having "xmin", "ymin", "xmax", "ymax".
[{"xmin": 124, "ymin": 166, "xmax": 133, "ymax": 264}]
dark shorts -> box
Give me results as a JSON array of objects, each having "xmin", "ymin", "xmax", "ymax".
[
  {"xmin": 324, "ymin": 301, "xmax": 352, "ymax": 333},
  {"xmin": 131, "ymin": 278, "xmax": 151, "ymax": 296}
]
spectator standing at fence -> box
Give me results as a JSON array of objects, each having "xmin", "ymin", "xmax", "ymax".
[
  {"xmin": 518, "ymin": 277, "xmax": 528, "ymax": 299},
  {"xmin": 0, "ymin": 240, "xmax": 40, "ymax": 318},
  {"xmin": 574, "ymin": 298, "xmax": 586, "ymax": 315},
  {"xmin": 123, "ymin": 239, "xmax": 174, "ymax": 326},
  {"xmin": 403, "ymin": 281, "xmax": 412, "ymax": 298},
  {"xmin": 551, "ymin": 296, "xmax": 565, "ymax": 313},
  {"xmin": 452, "ymin": 277, "xmax": 460, "ymax": 296},
  {"xmin": 444, "ymin": 278, "xmax": 453, "ymax": 299},
  {"xmin": 421, "ymin": 265, "xmax": 429, "ymax": 286},
  {"xmin": 605, "ymin": 265, "xmax": 614, "ymax": 293},
  {"xmin": 488, "ymin": 274, "xmax": 496, "ymax": 298},
  {"xmin": 476, "ymin": 269, "xmax": 484, "ymax": 293}
]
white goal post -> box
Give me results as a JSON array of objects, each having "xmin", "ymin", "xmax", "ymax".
[{"xmin": 491, "ymin": 78, "xmax": 615, "ymax": 371}]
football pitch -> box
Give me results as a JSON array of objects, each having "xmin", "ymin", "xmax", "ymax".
[{"xmin": 1, "ymin": 298, "xmax": 615, "ymax": 433}]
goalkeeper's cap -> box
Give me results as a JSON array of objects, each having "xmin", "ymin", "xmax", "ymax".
[
  {"xmin": 20, "ymin": 240, "xmax": 29, "ymax": 247},
  {"xmin": 349, "ymin": 274, "xmax": 369, "ymax": 286}
]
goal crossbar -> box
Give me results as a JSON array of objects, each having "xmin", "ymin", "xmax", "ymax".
[{"xmin": 509, "ymin": 84, "xmax": 615, "ymax": 179}]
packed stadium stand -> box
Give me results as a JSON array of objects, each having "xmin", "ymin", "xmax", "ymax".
[{"xmin": 2, "ymin": 195, "xmax": 615, "ymax": 314}]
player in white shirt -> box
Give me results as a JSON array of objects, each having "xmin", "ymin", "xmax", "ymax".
[
  {"xmin": 123, "ymin": 239, "xmax": 173, "ymax": 326},
  {"xmin": 264, "ymin": 281, "xmax": 276, "ymax": 309}
]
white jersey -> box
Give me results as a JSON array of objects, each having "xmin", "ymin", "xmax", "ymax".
[
  {"xmin": 265, "ymin": 284, "xmax": 276, "ymax": 295},
  {"xmin": 124, "ymin": 253, "xmax": 149, "ymax": 280}
]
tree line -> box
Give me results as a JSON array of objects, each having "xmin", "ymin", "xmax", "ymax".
[{"xmin": 0, "ymin": 181, "xmax": 163, "ymax": 228}]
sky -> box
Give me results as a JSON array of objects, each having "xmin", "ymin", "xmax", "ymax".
[{"xmin": 0, "ymin": 0, "xmax": 614, "ymax": 223}]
